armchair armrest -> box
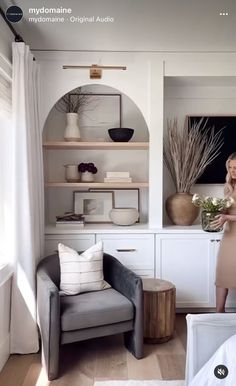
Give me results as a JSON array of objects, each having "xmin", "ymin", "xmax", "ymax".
[
  {"xmin": 186, "ymin": 313, "xmax": 236, "ymax": 385},
  {"xmin": 37, "ymin": 269, "xmax": 60, "ymax": 380},
  {"xmin": 103, "ymin": 253, "xmax": 143, "ymax": 358},
  {"xmin": 103, "ymin": 253, "xmax": 143, "ymax": 298}
]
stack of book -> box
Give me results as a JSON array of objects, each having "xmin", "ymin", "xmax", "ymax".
[
  {"xmin": 104, "ymin": 171, "xmax": 132, "ymax": 183},
  {"xmin": 56, "ymin": 213, "xmax": 85, "ymax": 228}
]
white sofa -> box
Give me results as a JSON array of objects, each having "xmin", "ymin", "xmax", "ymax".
[{"xmin": 185, "ymin": 313, "xmax": 236, "ymax": 385}]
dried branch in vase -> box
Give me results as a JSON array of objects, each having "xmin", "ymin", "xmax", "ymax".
[
  {"xmin": 55, "ymin": 87, "xmax": 93, "ymax": 113},
  {"xmin": 163, "ymin": 117, "xmax": 224, "ymax": 193}
]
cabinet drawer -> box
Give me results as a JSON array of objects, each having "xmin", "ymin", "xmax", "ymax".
[
  {"xmin": 96, "ymin": 234, "xmax": 154, "ymax": 271},
  {"xmin": 44, "ymin": 234, "xmax": 96, "ymax": 256}
]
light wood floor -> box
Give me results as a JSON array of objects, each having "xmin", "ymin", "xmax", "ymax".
[{"xmin": 0, "ymin": 314, "xmax": 187, "ymax": 386}]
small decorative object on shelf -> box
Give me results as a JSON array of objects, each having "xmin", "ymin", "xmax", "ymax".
[
  {"xmin": 74, "ymin": 191, "xmax": 114, "ymax": 223},
  {"xmin": 56, "ymin": 212, "xmax": 85, "ymax": 227},
  {"xmin": 104, "ymin": 171, "xmax": 132, "ymax": 183},
  {"xmin": 64, "ymin": 112, "xmax": 81, "ymax": 142},
  {"xmin": 109, "ymin": 207, "xmax": 139, "ymax": 225},
  {"xmin": 64, "ymin": 164, "xmax": 80, "ymax": 182},
  {"xmin": 192, "ymin": 194, "xmax": 234, "ymax": 232},
  {"xmin": 78, "ymin": 162, "xmax": 98, "ymax": 182},
  {"xmin": 55, "ymin": 87, "xmax": 92, "ymax": 142},
  {"xmin": 108, "ymin": 128, "xmax": 134, "ymax": 142}
]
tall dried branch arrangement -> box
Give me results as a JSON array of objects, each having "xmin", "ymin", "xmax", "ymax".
[
  {"xmin": 163, "ymin": 118, "xmax": 224, "ymax": 193},
  {"xmin": 55, "ymin": 87, "xmax": 92, "ymax": 113}
]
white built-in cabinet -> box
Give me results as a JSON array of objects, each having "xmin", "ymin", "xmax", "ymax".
[
  {"xmin": 96, "ymin": 233, "xmax": 154, "ymax": 278},
  {"xmin": 44, "ymin": 230, "xmax": 155, "ymax": 278},
  {"xmin": 155, "ymin": 233, "xmax": 236, "ymax": 309},
  {"xmin": 156, "ymin": 233, "xmax": 218, "ymax": 308},
  {"xmin": 44, "ymin": 228, "xmax": 236, "ymax": 310},
  {"xmin": 44, "ymin": 233, "xmax": 95, "ymax": 256}
]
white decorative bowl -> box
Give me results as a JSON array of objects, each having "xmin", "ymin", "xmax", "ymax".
[{"xmin": 109, "ymin": 208, "xmax": 139, "ymax": 226}]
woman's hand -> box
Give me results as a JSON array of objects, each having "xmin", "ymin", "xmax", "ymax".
[{"xmin": 210, "ymin": 214, "xmax": 228, "ymax": 229}]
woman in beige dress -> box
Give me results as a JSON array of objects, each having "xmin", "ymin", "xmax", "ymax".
[{"xmin": 212, "ymin": 152, "xmax": 236, "ymax": 312}]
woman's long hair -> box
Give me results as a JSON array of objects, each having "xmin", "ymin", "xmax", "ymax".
[{"xmin": 224, "ymin": 152, "xmax": 236, "ymax": 196}]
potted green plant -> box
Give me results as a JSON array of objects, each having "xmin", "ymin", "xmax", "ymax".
[
  {"xmin": 55, "ymin": 87, "xmax": 91, "ymax": 142},
  {"xmin": 163, "ymin": 118, "xmax": 223, "ymax": 225}
]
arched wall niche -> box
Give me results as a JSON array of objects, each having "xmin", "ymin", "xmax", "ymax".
[
  {"xmin": 41, "ymin": 79, "xmax": 150, "ymax": 134},
  {"xmin": 43, "ymin": 83, "xmax": 149, "ymax": 225},
  {"xmin": 43, "ymin": 83, "xmax": 149, "ymax": 142}
]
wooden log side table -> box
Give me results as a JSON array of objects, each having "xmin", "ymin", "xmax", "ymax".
[{"xmin": 142, "ymin": 278, "xmax": 176, "ymax": 343}]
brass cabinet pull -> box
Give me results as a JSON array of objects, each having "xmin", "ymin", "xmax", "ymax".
[{"xmin": 116, "ymin": 248, "xmax": 136, "ymax": 252}]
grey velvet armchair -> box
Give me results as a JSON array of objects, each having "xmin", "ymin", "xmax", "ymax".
[{"xmin": 36, "ymin": 252, "xmax": 144, "ymax": 380}]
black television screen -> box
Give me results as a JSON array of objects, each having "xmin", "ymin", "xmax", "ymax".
[{"xmin": 188, "ymin": 116, "xmax": 236, "ymax": 184}]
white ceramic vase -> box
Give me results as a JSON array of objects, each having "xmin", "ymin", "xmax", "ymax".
[
  {"xmin": 64, "ymin": 164, "xmax": 80, "ymax": 182},
  {"xmin": 64, "ymin": 113, "xmax": 81, "ymax": 142},
  {"xmin": 81, "ymin": 171, "xmax": 95, "ymax": 182}
]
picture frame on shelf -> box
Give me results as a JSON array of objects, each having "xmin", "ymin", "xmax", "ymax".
[
  {"xmin": 73, "ymin": 191, "xmax": 114, "ymax": 223},
  {"xmin": 89, "ymin": 188, "xmax": 140, "ymax": 222}
]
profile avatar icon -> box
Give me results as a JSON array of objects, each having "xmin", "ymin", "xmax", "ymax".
[{"xmin": 6, "ymin": 6, "xmax": 23, "ymax": 22}]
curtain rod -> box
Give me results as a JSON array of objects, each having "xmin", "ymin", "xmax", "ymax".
[{"xmin": 0, "ymin": 6, "xmax": 24, "ymax": 42}]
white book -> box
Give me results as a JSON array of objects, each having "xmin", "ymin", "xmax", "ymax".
[
  {"xmin": 106, "ymin": 171, "xmax": 130, "ymax": 178},
  {"xmin": 104, "ymin": 177, "xmax": 132, "ymax": 182}
]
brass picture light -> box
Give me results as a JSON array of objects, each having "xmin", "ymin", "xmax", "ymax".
[{"xmin": 62, "ymin": 64, "xmax": 127, "ymax": 79}]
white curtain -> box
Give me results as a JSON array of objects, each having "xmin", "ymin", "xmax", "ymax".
[
  {"xmin": 10, "ymin": 42, "xmax": 44, "ymax": 353},
  {"xmin": 0, "ymin": 54, "xmax": 12, "ymax": 261}
]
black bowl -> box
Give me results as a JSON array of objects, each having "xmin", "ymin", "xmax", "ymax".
[{"xmin": 108, "ymin": 128, "xmax": 134, "ymax": 142}]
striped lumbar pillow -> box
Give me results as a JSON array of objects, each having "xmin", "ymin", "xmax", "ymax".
[{"xmin": 58, "ymin": 241, "xmax": 110, "ymax": 295}]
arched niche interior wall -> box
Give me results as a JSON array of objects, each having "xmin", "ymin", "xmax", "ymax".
[
  {"xmin": 43, "ymin": 84, "xmax": 149, "ymax": 141},
  {"xmin": 43, "ymin": 84, "xmax": 149, "ymax": 225}
]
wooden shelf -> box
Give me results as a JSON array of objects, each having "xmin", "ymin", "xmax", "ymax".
[
  {"xmin": 43, "ymin": 141, "xmax": 149, "ymax": 150},
  {"xmin": 45, "ymin": 182, "xmax": 149, "ymax": 188}
]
